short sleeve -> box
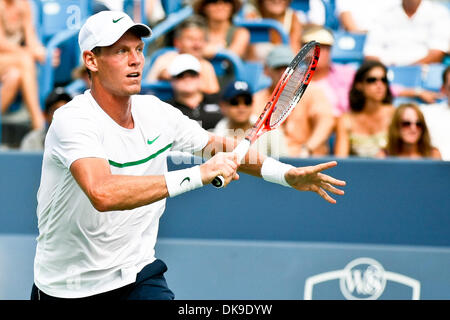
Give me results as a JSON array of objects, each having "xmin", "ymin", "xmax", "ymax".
[
  {"xmin": 47, "ymin": 107, "xmax": 107, "ymax": 169},
  {"xmin": 158, "ymin": 100, "xmax": 210, "ymax": 153}
]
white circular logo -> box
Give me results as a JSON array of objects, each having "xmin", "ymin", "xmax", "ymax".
[{"xmin": 339, "ymin": 258, "xmax": 387, "ymax": 300}]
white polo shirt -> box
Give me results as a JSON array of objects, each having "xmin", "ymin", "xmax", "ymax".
[{"xmin": 33, "ymin": 90, "xmax": 209, "ymax": 298}]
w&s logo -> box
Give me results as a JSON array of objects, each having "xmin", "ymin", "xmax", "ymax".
[{"xmin": 304, "ymin": 257, "xmax": 420, "ymax": 300}]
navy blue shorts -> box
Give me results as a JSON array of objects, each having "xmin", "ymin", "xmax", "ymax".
[{"xmin": 31, "ymin": 259, "xmax": 175, "ymax": 300}]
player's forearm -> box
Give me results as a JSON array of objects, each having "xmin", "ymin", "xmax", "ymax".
[
  {"xmin": 88, "ymin": 174, "xmax": 169, "ymax": 212},
  {"xmin": 238, "ymin": 146, "xmax": 266, "ymax": 177}
]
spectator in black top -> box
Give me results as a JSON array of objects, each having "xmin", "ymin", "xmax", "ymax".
[{"xmin": 166, "ymin": 53, "xmax": 223, "ymax": 130}]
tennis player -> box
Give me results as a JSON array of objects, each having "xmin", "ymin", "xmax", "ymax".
[{"xmin": 31, "ymin": 11, "xmax": 346, "ymax": 300}]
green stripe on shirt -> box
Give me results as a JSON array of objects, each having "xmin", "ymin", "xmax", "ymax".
[{"xmin": 108, "ymin": 143, "xmax": 173, "ymax": 168}]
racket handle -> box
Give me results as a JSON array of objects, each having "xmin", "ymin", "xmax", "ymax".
[{"xmin": 212, "ymin": 139, "xmax": 251, "ymax": 188}]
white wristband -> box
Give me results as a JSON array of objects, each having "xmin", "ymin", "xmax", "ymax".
[
  {"xmin": 261, "ymin": 157, "xmax": 294, "ymax": 188},
  {"xmin": 164, "ymin": 165, "xmax": 203, "ymax": 197}
]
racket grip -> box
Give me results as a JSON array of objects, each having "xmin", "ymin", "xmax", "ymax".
[{"xmin": 212, "ymin": 139, "xmax": 251, "ymax": 189}]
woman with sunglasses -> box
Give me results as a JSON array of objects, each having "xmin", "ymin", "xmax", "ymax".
[
  {"xmin": 335, "ymin": 60, "xmax": 395, "ymax": 158},
  {"xmin": 376, "ymin": 103, "xmax": 441, "ymax": 160}
]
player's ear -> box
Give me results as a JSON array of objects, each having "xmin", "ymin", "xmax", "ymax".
[{"xmin": 83, "ymin": 50, "xmax": 99, "ymax": 74}]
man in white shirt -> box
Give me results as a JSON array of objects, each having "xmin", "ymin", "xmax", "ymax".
[
  {"xmin": 421, "ymin": 66, "xmax": 450, "ymax": 161},
  {"xmin": 336, "ymin": 0, "xmax": 400, "ymax": 33},
  {"xmin": 363, "ymin": 0, "xmax": 449, "ymax": 66},
  {"xmin": 31, "ymin": 11, "xmax": 346, "ymax": 301}
]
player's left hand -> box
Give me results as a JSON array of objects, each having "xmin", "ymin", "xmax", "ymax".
[{"xmin": 285, "ymin": 161, "xmax": 346, "ymax": 204}]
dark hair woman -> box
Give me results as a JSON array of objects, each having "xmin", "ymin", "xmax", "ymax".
[{"xmin": 335, "ymin": 60, "xmax": 395, "ymax": 158}]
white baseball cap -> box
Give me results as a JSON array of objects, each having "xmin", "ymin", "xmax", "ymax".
[
  {"xmin": 78, "ymin": 11, "xmax": 152, "ymax": 53},
  {"xmin": 168, "ymin": 54, "xmax": 201, "ymax": 77}
]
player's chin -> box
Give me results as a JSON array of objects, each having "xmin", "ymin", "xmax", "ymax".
[{"xmin": 125, "ymin": 83, "xmax": 142, "ymax": 95}]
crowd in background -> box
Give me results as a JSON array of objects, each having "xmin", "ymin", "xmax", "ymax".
[{"xmin": 0, "ymin": 0, "xmax": 449, "ymax": 161}]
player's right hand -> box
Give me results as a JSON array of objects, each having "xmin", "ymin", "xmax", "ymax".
[{"xmin": 200, "ymin": 152, "xmax": 240, "ymax": 187}]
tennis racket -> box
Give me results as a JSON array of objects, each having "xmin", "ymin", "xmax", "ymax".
[{"xmin": 212, "ymin": 41, "xmax": 320, "ymax": 188}]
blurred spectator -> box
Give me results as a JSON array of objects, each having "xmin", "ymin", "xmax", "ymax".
[
  {"xmin": 166, "ymin": 54, "xmax": 223, "ymax": 130},
  {"xmin": 377, "ymin": 103, "xmax": 441, "ymax": 159},
  {"xmin": 245, "ymin": 0, "xmax": 302, "ymax": 62},
  {"xmin": 193, "ymin": 0, "xmax": 250, "ymax": 59},
  {"xmin": 420, "ymin": 65, "xmax": 450, "ymax": 161},
  {"xmin": 336, "ymin": 0, "xmax": 400, "ymax": 33},
  {"xmin": 253, "ymin": 45, "xmax": 335, "ymax": 157},
  {"xmin": 0, "ymin": 0, "xmax": 61, "ymax": 130},
  {"xmin": 213, "ymin": 79, "xmax": 289, "ymax": 157},
  {"xmin": 145, "ymin": 0, "xmax": 166, "ymax": 26},
  {"xmin": 64, "ymin": 63, "xmax": 91, "ymax": 97},
  {"xmin": 302, "ymin": 26, "xmax": 356, "ymax": 118},
  {"xmin": 146, "ymin": 15, "xmax": 220, "ymax": 94},
  {"xmin": 20, "ymin": 87, "xmax": 72, "ymax": 151},
  {"xmin": 335, "ymin": 60, "xmax": 395, "ymax": 158},
  {"xmin": 304, "ymin": 25, "xmax": 443, "ymax": 118},
  {"xmin": 71, "ymin": 63, "xmax": 91, "ymax": 88},
  {"xmin": 300, "ymin": 0, "xmax": 325, "ymax": 27},
  {"xmin": 364, "ymin": 0, "xmax": 450, "ymax": 66}
]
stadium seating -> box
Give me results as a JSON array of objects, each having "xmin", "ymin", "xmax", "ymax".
[
  {"xmin": 233, "ymin": 18, "xmax": 289, "ymax": 45},
  {"xmin": 161, "ymin": 0, "xmax": 184, "ymax": 16},
  {"xmin": 0, "ymin": 89, "xmax": 2, "ymax": 142},
  {"xmin": 38, "ymin": 0, "xmax": 92, "ymax": 104},
  {"xmin": 40, "ymin": 27, "xmax": 82, "ymax": 106},
  {"xmin": 387, "ymin": 65, "xmax": 424, "ymax": 106},
  {"xmin": 330, "ymin": 31, "xmax": 366, "ymax": 65},
  {"xmin": 290, "ymin": 0, "xmax": 310, "ymax": 13},
  {"xmin": 210, "ymin": 49, "xmax": 246, "ymax": 80},
  {"xmin": 123, "ymin": 0, "xmax": 147, "ymax": 25},
  {"xmin": 64, "ymin": 78, "xmax": 86, "ymax": 97},
  {"xmin": 387, "ymin": 65, "xmax": 423, "ymax": 89},
  {"xmin": 30, "ymin": 0, "xmax": 43, "ymax": 41},
  {"xmin": 421, "ymin": 63, "xmax": 447, "ymax": 92},
  {"xmin": 143, "ymin": 47, "xmax": 177, "ymax": 79},
  {"xmin": 240, "ymin": 61, "xmax": 271, "ymax": 93},
  {"xmin": 321, "ymin": 0, "xmax": 339, "ymax": 30},
  {"xmin": 38, "ymin": 0, "xmax": 91, "ymax": 44},
  {"xmin": 143, "ymin": 6, "xmax": 193, "ymax": 47},
  {"xmin": 140, "ymin": 81, "xmax": 173, "ymax": 101}
]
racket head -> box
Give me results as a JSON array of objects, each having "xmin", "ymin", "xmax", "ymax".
[
  {"xmin": 268, "ymin": 41, "xmax": 320, "ymax": 128},
  {"xmin": 247, "ymin": 41, "xmax": 320, "ymax": 143}
]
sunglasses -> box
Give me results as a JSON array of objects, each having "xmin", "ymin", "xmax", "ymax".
[
  {"xmin": 228, "ymin": 95, "xmax": 252, "ymax": 107},
  {"xmin": 364, "ymin": 76, "xmax": 388, "ymax": 84},
  {"xmin": 401, "ymin": 121, "xmax": 423, "ymax": 129}
]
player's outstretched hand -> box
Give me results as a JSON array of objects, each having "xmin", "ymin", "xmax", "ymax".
[
  {"xmin": 200, "ymin": 152, "xmax": 240, "ymax": 187},
  {"xmin": 285, "ymin": 161, "xmax": 346, "ymax": 204}
]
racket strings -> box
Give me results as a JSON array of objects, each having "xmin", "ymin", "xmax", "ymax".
[{"xmin": 269, "ymin": 57, "xmax": 311, "ymax": 127}]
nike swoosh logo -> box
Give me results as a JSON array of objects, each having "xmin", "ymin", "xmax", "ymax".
[
  {"xmin": 113, "ymin": 17, "xmax": 124, "ymax": 23},
  {"xmin": 180, "ymin": 177, "xmax": 190, "ymax": 186},
  {"xmin": 147, "ymin": 135, "xmax": 160, "ymax": 145}
]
